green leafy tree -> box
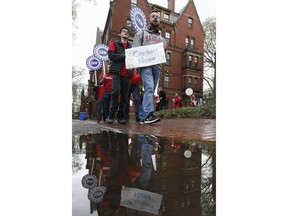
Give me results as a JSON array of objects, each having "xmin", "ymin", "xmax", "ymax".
[{"xmin": 202, "ymin": 17, "xmax": 216, "ymax": 104}]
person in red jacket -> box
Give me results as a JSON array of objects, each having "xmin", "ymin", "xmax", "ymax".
[
  {"xmin": 173, "ymin": 93, "xmax": 182, "ymax": 109},
  {"xmin": 98, "ymin": 65, "xmax": 113, "ymax": 122},
  {"xmin": 95, "ymin": 84, "xmax": 104, "ymax": 123}
]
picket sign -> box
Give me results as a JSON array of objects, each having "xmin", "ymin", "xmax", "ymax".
[
  {"xmin": 125, "ymin": 43, "xmax": 166, "ymax": 69},
  {"xmin": 120, "ymin": 186, "xmax": 163, "ymax": 215}
]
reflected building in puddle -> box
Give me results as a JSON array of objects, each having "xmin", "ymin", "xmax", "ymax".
[{"xmin": 74, "ymin": 131, "xmax": 215, "ymax": 215}]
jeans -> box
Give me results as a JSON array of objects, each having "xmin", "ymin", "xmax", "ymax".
[
  {"xmin": 124, "ymin": 83, "xmax": 140, "ymax": 121},
  {"xmin": 138, "ymin": 65, "xmax": 160, "ymax": 120}
]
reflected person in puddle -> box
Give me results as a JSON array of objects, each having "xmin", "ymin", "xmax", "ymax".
[{"xmin": 100, "ymin": 132, "xmax": 163, "ymax": 215}]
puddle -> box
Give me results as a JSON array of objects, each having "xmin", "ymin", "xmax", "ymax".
[{"xmin": 72, "ymin": 131, "xmax": 216, "ymax": 216}]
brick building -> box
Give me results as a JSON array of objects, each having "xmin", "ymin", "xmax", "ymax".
[{"xmin": 81, "ymin": 0, "xmax": 204, "ymax": 116}]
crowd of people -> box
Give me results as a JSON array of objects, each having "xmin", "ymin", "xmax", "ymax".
[{"xmin": 93, "ymin": 9, "xmax": 202, "ymax": 125}]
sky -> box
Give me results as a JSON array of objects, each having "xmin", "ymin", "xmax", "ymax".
[{"xmin": 72, "ymin": 0, "xmax": 216, "ymax": 82}]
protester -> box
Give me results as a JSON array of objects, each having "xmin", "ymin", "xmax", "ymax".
[
  {"xmin": 156, "ymin": 87, "xmax": 166, "ymax": 111},
  {"xmin": 106, "ymin": 26, "xmax": 132, "ymax": 124},
  {"xmin": 173, "ymin": 93, "xmax": 182, "ymax": 109},
  {"xmin": 98, "ymin": 64, "xmax": 113, "ymax": 122},
  {"xmin": 95, "ymin": 83, "xmax": 104, "ymax": 122},
  {"xmin": 124, "ymin": 69, "xmax": 141, "ymax": 123},
  {"xmin": 132, "ymin": 10, "xmax": 167, "ymax": 124}
]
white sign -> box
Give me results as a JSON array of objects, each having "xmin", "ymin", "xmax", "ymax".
[
  {"xmin": 125, "ymin": 43, "xmax": 166, "ymax": 69},
  {"xmin": 120, "ymin": 186, "xmax": 163, "ymax": 215}
]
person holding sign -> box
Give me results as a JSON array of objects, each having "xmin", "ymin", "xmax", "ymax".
[
  {"xmin": 132, "ymin": 10, "xmax": 167, "ymax": 124},
  {"xmin": 106, "ymin": 27, "xmax": 132, "ymax": 124}
]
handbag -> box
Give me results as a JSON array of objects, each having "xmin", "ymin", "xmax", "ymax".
[{"xmin": 131, "ymin": 69, "xmax": 142, "ymax": 84}]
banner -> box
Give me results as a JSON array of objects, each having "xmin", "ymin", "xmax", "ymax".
[
  {"xmin": 125, "ymin": 43, "xmax": 166, "ymax": 69},
  {"xmin": 120, "ymin": 186, "xmax": 163, "ymax": 215},
  {"xmin": 130, "ymin": 6, "xmax": 147, "ymax": 32}
]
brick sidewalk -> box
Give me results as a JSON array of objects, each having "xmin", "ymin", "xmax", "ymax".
[{"xmin": 75, "ymin": 118, "xmax": 216, "ymax": 142}]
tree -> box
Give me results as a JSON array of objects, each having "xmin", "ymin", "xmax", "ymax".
[
  {"xmin": 202, "ymin": 17, "xmax": 216, "ymax": 104},
  {"xmin": 72, "ymin": 66, "xmax": 86, "ymax": 113}
]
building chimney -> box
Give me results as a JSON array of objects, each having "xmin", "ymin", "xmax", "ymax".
[{"xmin": 168, "ymin": 0, "xmax": 175, "ymax": 11}]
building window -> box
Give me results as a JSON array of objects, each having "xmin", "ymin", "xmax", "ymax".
[
  {"xmin": 131, "ymin": 0, "xmax": 137, "ymax": 5},
  {"xmin": 191, "ymin": 38, "xmax": 195, "ymax": 48},
  {"xmin": 164, "ymin": 75, "xmax": 170, "ymax": 88},
  {"xmin": 188, "ymin": 17, "xmax": 193, "ymax": 28},
  {"xmin": 165, "ymin": 31, "xmax": 171, "ymax": 44},
  {"xmin": 194, "ymin": 78, "xmax": 198, "ymax": 90},
  {"xmin": 188, "ymin": 77, "xmax": 192, "ymax": 87},
  {"xmin": 126, "ymin": 18, "xmax": 132, "ymax": 28},
  {"xmin": 166, "ymin": 52, "xmax": 171, "ymax": 65},
  {"xmin": 164, "ymin": 13, "xmax": 169, "ymax": 21},
  {"xmin": 194, "ymin": 56, "xmax": 198, "ymax": 67},
  {"xmin": 183, "ymin": 55, "xmax": 187, "ymax": 68},
  {"xmin": 189, "ymin": 55, "xmax": 192, "ymax": 67},
  {"xmin": 185, "ymin": 37, "xmax": 189, "ymax": 47}
]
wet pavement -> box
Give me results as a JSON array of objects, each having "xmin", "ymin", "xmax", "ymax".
[
  {"xmin": 72, "ymin": 118, "xmax": 216, "ymax": 142},
  {"xmin": 72, "ymin": 118, "xmax": 216, "ymax": 216}
]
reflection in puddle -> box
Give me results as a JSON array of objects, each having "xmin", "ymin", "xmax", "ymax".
[{"xmin": 72, "ymin": 131, "xmax": 216, "ymax": 216}]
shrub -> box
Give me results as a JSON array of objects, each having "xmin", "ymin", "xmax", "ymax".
[{"xmin": 155, "ymin": 104, "xmax": 216, "ymax": 119}]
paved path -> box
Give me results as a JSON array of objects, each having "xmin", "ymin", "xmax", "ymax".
[{"xmin": 73, "ymin": 118, "xmax": 216, "ymax": 142}]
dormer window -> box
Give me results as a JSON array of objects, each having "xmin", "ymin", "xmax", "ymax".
[{"xmin": 188, "ymin": 17, "xmax": 193, "ymax": 28}]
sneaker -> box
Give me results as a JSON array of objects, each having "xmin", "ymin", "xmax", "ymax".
[
  {"xmin": 139, "ymin": 119, "xmax": 145, "ymax": 124},
  {"xmin": 143, "ymin": 114, "xmax": 161, "ymax": 124},
  {"xmin": 106, "ymin": 114, "xmax": 115, "ymax": 124},
  {"xmin": 119, "ymin": 119, "xmax": 126, "ymax": 124}
]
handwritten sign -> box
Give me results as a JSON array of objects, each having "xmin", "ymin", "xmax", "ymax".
[
  {"xmin": 120, "ymin": 186, "xmax": 163, "ymax": 215},
  {"xmin": 125, "ymin": 43, "xmax": 166, "ymax": 69}
]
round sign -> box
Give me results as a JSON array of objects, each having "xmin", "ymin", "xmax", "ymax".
[
  {"xmin": 81, "ymin": 174, "xmax": 98, "ymax": 189},
  {"xmin": 130, "ymin": 6, "xmax": 147, "ymax": 32},
  {"xmin": 184, "ymin": 150, "xmax": 192, "ymax": 158},
  {"xmin": 185, "ymin": 88, "xmax": 193, "ymax": 96},
  {"xmin": 86, "ymin": 55, "xmax": 102, "ymax": 70},
  {"xmin": 93, "ymin": 44, "xmax": 109, "ymax": 61},
  {"xmin": 88, "ymin": 186, "xmax": 106, "ymax": 203}
]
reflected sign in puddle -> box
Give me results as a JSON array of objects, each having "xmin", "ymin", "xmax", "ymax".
[{"xmin": 72, "ymin": 131, "xmax": 216, "ymax": 216}]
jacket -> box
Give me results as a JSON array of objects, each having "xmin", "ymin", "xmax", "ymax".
[{"xmin": 108, "ymin": 40, "xmax": 132, "ymax": 74}]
